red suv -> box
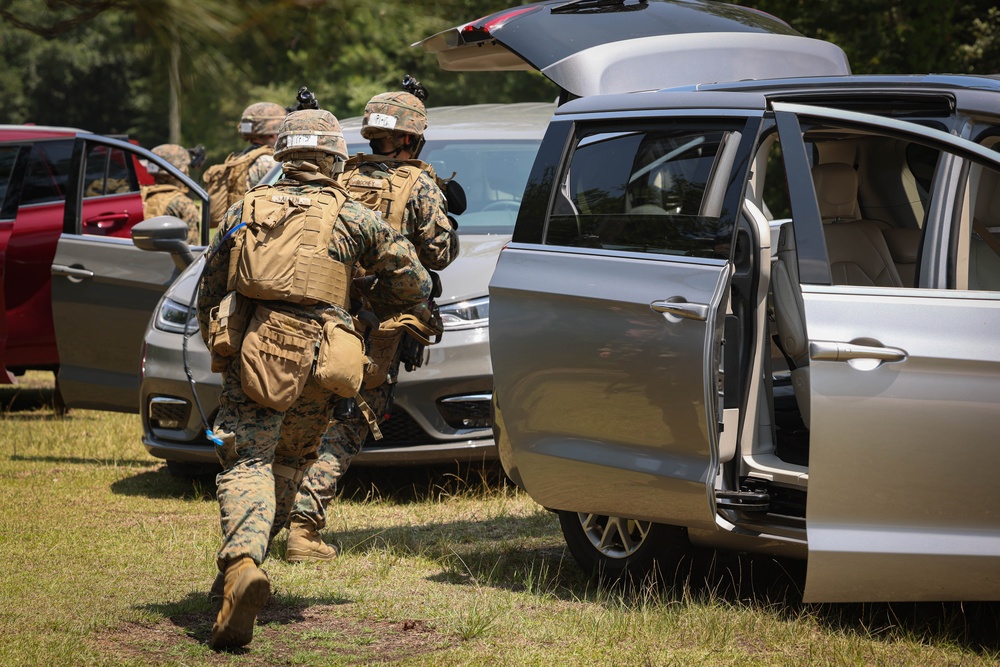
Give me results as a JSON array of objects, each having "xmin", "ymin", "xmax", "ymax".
[{"xmin": 0, "ymin": 125, "xmax": 209, "ymax": 393}]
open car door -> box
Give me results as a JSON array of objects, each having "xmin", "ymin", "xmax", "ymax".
[
  {"xmin": 0, "ymin": 188, "xmax": 11, "ymax": 383},
  {"xmin": 773, "ymin": 103, "xmax": 1000, "ymax": 602},
  {"xmin": 51, "ymin": 136, "xmax": 207, "ymax": 412},
  {"xmin": 414, "ymin": 0, "xmax": 850, "ymax": 98}
]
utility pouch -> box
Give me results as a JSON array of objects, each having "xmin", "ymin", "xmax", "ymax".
[
  {"xmin": 363, "ymin": 325, "xmax": 404, "ymax": 390},
  {"xmin": 240, "ymin": 306, "xmax": 320, "ymax": 411},
  {"xmin": 208, "ymin": 292, "xmax": 253, "ymax": 372},
  {"xmin": 315, "ymin": 321, "xmax": 369, "ymax": 398}
]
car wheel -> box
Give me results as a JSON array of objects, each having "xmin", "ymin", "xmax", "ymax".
[{"xmin": 557, "ymin": 510, "xmax": 680, "ymax": 583}]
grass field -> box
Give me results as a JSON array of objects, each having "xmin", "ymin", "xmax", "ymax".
[{"xmin": 1, "ymin": 372, "xmax": 998, "ymax": 666}]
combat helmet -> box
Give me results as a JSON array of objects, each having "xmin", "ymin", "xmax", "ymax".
[
  {"xmin": 360, "ymin": 91, "xmax": 428, "ymax": 140},
  {"xmin": 273, "ymin": 109, "xmax": 348, "ymax": 162},
  {"xmin": 151, "ymin": 144, "xmax": 191, "ymax": 174},
  {"xmin": 239, "ymin": 102, "xmax": 286, "ymax": 139}
]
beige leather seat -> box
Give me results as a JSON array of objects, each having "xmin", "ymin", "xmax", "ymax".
[
  {"xmin": 770, "ymin": 223, "xmax": 812, "ymax": 427},
  {"xmin": 811, "ymin": 162, "xmax": 904, "ymax": 287}
]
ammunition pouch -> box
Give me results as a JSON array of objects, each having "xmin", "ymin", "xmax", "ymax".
[
  {"xmin": 239, "ymin": 306, "xmax": 320, "ymax": 411},
  {"xmin": 208, "ymin": 292, "xmax": 253, "ymax": 372}
]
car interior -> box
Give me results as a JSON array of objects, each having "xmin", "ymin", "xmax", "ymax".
[{"xmin": 726, "ymin": 121, "xmax": 1000, "ymax": 526}]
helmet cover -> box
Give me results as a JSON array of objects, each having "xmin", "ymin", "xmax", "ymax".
[
  {"xmin": 360, "ymin": 91, "xmax": 428, "ymax": 140},
  {"xmin": 239, "ymin": 102, "xmax": 286, "ymax": 139},
  {"xmin": 273, "ymin": 109, "xmax": 348, "ymax": 162}
]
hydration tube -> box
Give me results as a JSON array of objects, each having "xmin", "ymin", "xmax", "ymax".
[{"xmin": 179, "ymin": 222, "xmax": 246, "ymax": 447}]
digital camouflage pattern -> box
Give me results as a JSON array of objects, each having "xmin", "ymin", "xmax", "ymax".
[
  {"xmin": 141, "ymin": 183, "xmax": 201, "ymax": 244},
  {"xmin": 239, "ymin": 102, "xmax": 286, "ymax": 139},
  {"xmin": 245, "ymin": 149, "xmax": 276, "ymax": 192},
  {"xmin": 273, "ymin": 108, "xmax": 348, "ymax": 162},
  {"xmin": 197, "ymin": 167, "xmax": 431, "ymax": 570},
  {"xmin": 288, "ymin": 152, "xmax": 459, "ymax": 533},
  {"xmin": 152, "ymin": 143, "xmax": 191, "ymax": 173},
  {"xmin": 361, "ymin": 91, "xmax": 428, "ymax": 139}
]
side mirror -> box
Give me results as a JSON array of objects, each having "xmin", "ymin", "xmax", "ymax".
[{"xmin": 131, "ymin": 216, "xmax": 195, "ymax": 270}]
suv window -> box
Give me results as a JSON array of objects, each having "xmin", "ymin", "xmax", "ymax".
[
  {"xmin": 20, "ymin": 139, "xmax": 74, "ymax": 206},
  {"xmin": 545, "ymin": 124, "xmax": 741, "ymax": 256},
  {"xmin": 84, "ymin": 145, "xmax": 138, "ymax": 197}
]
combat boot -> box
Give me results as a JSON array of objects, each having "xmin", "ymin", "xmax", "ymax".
[
  {"xmin": 285, "ymin": 519, "xmax": 338, "ymax": 563},
  {"xmin": 211, "ymin": 556, "xmax": 270, "ymax": 649}
]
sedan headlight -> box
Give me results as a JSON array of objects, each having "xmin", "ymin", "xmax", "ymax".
[
  {"xmin": 155, "ymin": 297, "xmax": 199, "ymax": 334},
  {"xmin": 439, "ymin": 296, "xmax": 489, "ymax": 330}
]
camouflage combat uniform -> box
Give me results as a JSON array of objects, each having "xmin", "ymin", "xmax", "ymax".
[
  {"xmin": 141, "ymin": 184, "xmax": 201, "ymax": 244},
  {"xmin": 143, "ymin": 144, "xmax": 202, "ymax": 244},
  {"xmin": 286, "ymin": 159, "xmax": 459, "ymax": 535},
  {"xmin": 197, "ymin": 166, "xmax": 431, "ymax": 570},
  {"xmin": 241, "ymin": 144, "xmax": 277, "ymax": 192}
]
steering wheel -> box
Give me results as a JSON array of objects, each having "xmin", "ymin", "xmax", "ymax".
[{"xmin": 480, "ymin": 200, "xmax": 521, "ymax": 212}]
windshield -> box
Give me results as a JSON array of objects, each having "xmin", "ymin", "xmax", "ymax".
[{"xmin": 346, "ymin": 139, "xmax": 541, "ymax": 235}]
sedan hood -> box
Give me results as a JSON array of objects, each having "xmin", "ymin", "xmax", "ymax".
[
  {"xmin": 414, "ymin": 0, "xmax": 851, "ymax": 97},
  {"xmin": 436, "ymin": 233, "xmax": 510, "ymax": 303}
]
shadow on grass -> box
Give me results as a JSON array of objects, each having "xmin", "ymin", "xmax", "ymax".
[
  {"xmin": 339, "ymin": 515, "xmax": 1000, "ymax": 657},
  {"xmin": 109, "ymin": 460, "xmax": 507, "ymax": 504},
  {"xmin": 9, "ymin": 454, "xmax": 155, "ymax": 468},
  {"xmin": 110, "ymin": 467, "xmax": 219, "ymax": 501},
  {"xmin": 0, "ymin": 384, "xmax": 62, "ymax": 414},
  {"xmin": 138, "ymin": 588, "xmax": 353, "ymax": 650}
]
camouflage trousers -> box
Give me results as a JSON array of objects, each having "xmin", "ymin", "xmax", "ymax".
[
  {"xmin": 212, "ymin": 355, "xmax": 335, "ymax": 570},
  {"xmin": 288, "ymin": 359, "xmax": 398, "ymax": 530}
]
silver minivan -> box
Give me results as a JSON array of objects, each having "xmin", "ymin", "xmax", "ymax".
[{"xmin": 423, "ymin": 0, "xmax": 1000, "ymax": 602}]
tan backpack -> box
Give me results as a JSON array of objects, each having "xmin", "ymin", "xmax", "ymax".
[
  {"xmin": 336, "ymin": 154, "xmax": 433, "ymax": 233},
  {"xmin": 203, "ymin": 145, "xmax": 272, "ymax": 227}
]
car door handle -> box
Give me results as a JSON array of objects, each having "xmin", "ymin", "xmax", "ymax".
[
  {"xmin": 84, "ymin": 212, "xmax": 129, "ymax": 230},
  {"xmin": 51, "ymin": 264, "xmax": 95, "ymax": 280},
  {"xmin": 650, "ymin": 299, "xmax": 709, "ymax": 321},
  {"xmin": 809, "ymin": 341, "xmax": 907, "ymax": 363}
]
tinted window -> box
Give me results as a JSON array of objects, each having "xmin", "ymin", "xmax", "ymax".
[
  {"xmin": 19, "ymin": 139, "xmax": 74, "ymax": 206},
  {"xmin": 546, "ymin": 125, "xmax": 740, "ymax": 256},
  {"xmin": 84, "ymin": 144, "xmax": 138, "ymax": 197},
  {"xmin": 0, "ymin": 145, "xmax": 22, "ymax": 218}
]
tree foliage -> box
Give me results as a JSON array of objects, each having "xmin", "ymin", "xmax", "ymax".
[{"xmin": 2, "ymin": 0, "xmax": 999, "ymax": 166}]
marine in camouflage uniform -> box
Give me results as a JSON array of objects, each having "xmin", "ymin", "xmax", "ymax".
[
  {"xmin": 236, "ymin": 101, "xmax": 283, "ymax": 191},
  {"xmin": 196, "ymin": 109, "xmax": 430, "ymax": 649},
  {"xmin": 282, "ymin": 87, "xmax": 459, "ymax": 561},
  {"xmin": 141, "ymin": 144, "xmax": 201, "ymax": 244}
]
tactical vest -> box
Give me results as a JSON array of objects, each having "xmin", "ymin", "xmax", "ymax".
[
  {"xmin": 229, "ymin": 184, "xmax": 351, "ymax": 309},
  {"xmin": 141, "ymin": 184, "xmax": 182, "ymax": 219},
  {"xmin": 203, "ymin": 145, "xmax": 273, "ymax": 227},
  {"xmin": 336, "ymin": 154, "xmax": 434, "ymax": 233}
]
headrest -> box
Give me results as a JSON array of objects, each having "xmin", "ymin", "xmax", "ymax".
[{"xmin": 811, "ymin": 162, "xmax": 859, "ymax": 221}]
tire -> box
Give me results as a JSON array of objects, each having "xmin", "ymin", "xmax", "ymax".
[{"xmin": 557, "ymin": 510, "xmax": 682, "ymax": 584}]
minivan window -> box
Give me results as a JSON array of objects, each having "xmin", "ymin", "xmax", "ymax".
[
  {"xmin": 19, "ymin": 139, "xmax": 74, "ymax": 206},
  {"xmin": 545, "ymin": 124, "xmax": 741, "ymax": 256}
]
